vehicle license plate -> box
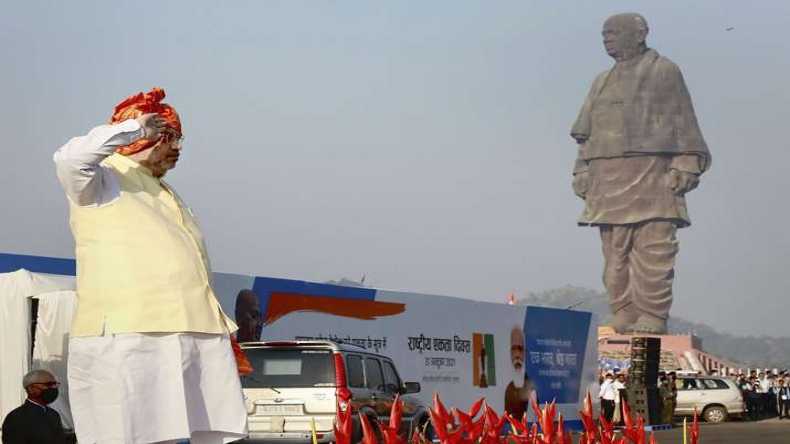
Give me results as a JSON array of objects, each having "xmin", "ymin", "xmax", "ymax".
[{"xmin": 259, "ymin": 404, "xmax": 303, "ymax": 415}]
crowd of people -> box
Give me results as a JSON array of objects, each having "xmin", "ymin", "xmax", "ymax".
[
  {"xmin": 598, "ymin": 371, "xmax": 629, "ymax": 424},
  {"xmin": 734, "ymin": 370, "xmax": 790, "ymax": 420},
  {"xmin": 598, "ymin": 370, "xmax": 679, "ymax": 425},
  {"xmin": 598, "ymin": 367, "xmax": 790, "ymax": 425}
]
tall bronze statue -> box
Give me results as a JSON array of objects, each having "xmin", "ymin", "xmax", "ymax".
[{"xmin": 570, "ymin": 13, "xmax": 711, "ymax": 334}]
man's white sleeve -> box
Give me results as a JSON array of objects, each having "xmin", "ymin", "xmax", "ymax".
[{"xmin": 53, "ymin": 119, "xmax": 144, "ymax": 206}]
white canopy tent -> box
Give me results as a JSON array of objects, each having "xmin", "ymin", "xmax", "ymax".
[{"xmin": 0, "ymin": 269, "xmax": 76, "ymax": 429}]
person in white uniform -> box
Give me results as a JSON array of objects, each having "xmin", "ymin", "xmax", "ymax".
[
  {"xmin": 599, "ymin": 372, "xmax": 616, "ymax": 422},
  {"xmin": 53, "ymin": 88, "xmax": 247, "ymax": 444},
  {"xmin": 612, "ymin": 373, "xmax": 627, "ymax": 425}
]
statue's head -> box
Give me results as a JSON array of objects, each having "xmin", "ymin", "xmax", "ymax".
[
  {"xmin": 235, "ymin": 289, "xmax": 263, "ymax": 342},
  {"xmin": 602, "ymin": 13, "xmax": 649, "ymax": 61}
]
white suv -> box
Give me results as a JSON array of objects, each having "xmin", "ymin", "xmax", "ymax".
[
  {"xmin": 239, "ymin": 340, "xmax": 426, "ymax": 443},
  {"xmin": 675, "ymin": 376, "xmax": 745, "ymax": 423}
]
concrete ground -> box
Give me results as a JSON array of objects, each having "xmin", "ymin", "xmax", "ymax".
[
  {"xmin": 246, "ymin": 418, "xmax": 790, "ymax": 444},
  {"xmin": 620, "ymin": 418, "xmax": 790, "ymax": 444}
]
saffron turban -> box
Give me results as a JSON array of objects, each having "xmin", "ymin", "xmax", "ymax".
[{"xmin": 110, "ymin": 87, "xmax": 182, "ymax": 156}]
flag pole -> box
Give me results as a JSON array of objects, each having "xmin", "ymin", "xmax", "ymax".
[
  {"xmin": 683, "ymin": 417, "xmax": 687, "ymax": 444},
  {"xmin": 311, "ymin": 417, "xmax": 318, "ymax": 444}
]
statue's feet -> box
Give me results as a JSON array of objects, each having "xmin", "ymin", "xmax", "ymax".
[
  {"xmin": 627, "ymin": 314, "xmax": 667, "ymax": 334},
  {"xmin": 611, "ymin": 307, "xmax": 639, "ymax": 333}
]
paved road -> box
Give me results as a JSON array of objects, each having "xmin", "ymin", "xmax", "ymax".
[{"xmin": 636, "ymin": 418, "xmax": 790, "ymax": 444}]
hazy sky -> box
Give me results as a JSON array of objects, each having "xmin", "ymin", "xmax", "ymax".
[{"xmin": 2, "ymin": 1, "xmax": 789, "ymax": 336}]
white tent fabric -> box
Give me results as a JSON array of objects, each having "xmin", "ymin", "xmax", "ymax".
[
  {"xmin": 0, "ymin": 270, "xmax": 74, "ymax": 427},
  {"xmin": 32, "ymin": 290, "xmax": 77, "ymax": 429},
  {"xmin": 0, "ymin": 270, "xmax": 32, "ymax": 426}
]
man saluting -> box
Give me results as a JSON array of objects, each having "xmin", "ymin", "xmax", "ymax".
[{"xmin": 54, "ymin": 88, "xmax": 247, "ymax": 444}]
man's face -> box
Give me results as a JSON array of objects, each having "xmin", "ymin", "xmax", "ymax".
[
  {"xmin": 151, "ymin": 131, "xmax": 183, "ymax": 172},
  {"xmin": 26, "ymin": 373, "xmax": 59, "ymax": 403},
  {"xmin": 510, "ymin": 328, "xmax": 525, "ymax": 371},
  {"xmin": 135, "ymin": 130, "xmax": 183, "ymax": 177},
  {"xmin": 601, "ymin": 17, "xmax": 643, "ymax": 60}
]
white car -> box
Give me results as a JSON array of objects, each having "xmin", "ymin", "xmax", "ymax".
[
  {"xmin": 238, "ymin": 340, "xmax": 426, "ymax": 443},
  {"xmin": 675, "ymin": 376, "xmax": 745, "ymax": 423}
]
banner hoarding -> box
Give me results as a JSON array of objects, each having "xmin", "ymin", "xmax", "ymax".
[{"xmin": 212, "ymin": 275, "xmax": 598, "ymax": 423}]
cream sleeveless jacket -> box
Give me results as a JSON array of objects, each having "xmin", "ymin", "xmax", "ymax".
[{"xmin": 69, "ymin": 153, "xmax": 236, "ymax": 336}]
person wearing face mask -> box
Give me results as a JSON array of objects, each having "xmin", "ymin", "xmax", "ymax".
[
  {"xmin": 53, "ymin": 88, "xmax": 247, "ymax": 444},
  {"xmin": 570, "ymin": 13, "xmax": 711, "ymax": 334},
  {"xmin": 1, "ymin": 369, "xmax": 68, "ymax": 444}
]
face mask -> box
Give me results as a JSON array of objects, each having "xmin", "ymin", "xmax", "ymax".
[{"xmin": 41, "ymin": 387, "xmax": 59, "ymax": 404}]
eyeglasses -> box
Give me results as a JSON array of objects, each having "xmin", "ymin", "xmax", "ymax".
[{"xmin": 160, "ymin": 131, "xmax": 184, "ymax": 148}]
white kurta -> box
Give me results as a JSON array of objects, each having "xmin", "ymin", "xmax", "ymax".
[
  {"xmin": 68, "ymin": 334, "xmax": 247, "ymax": 444},
  {"xmin": 54, "ymin": 121, "xmax": 247, "ymax": 444}
]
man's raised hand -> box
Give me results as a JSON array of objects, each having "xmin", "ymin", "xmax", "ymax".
[{"xmin": 136, "ymin": 113, "xmax": 167, "ymax": 141}]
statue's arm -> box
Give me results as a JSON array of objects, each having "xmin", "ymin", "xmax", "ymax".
[
  {"xmin": 570, "ymin": 72, "xmax": 608, "ymax": 199},
  {"xmin": 570, "ymin": 91, "xmax": 593, "ymax": 178},
  {"xmin": 663, "ymin": 60, "xmax": 711, "ymax": 172},
  {"xmin": 573, "ymin": 143, "xmax": 589, "ymax": 175},
  {"xmin": 572, "ymin": 143, "xmax": 590, "ymax": 199},
  {"xmin": 663, "ymin": 62, "xmax": 709, "ymax": 195},
  {"xmin": 669, "ymin": 154, "xmax": 702, "ymax": 175},
  {"xmin": 669, "ymin": 155, "xmax": 702, "ymax": 195},
  {"xmin": 570, "ymin": 71, "xmax": 607, "ymax": 147}
]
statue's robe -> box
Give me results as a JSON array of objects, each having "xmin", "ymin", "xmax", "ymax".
[
  {"xmin": 571, "ymin": 48, "xmax": 711, "ymax": 227},
  {"xmin": 570, "ymin": 48, "xmax": 711, "ymax": 322}
]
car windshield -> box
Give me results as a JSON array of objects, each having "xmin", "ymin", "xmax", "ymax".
[{"xmin": 241, "ymin": 348, "xmax": 335, "ymax": 388}]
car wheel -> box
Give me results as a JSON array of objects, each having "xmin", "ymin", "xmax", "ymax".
[{"xmin": 703, "ymin": 406, "xmax": 728, "ymax": 423}]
